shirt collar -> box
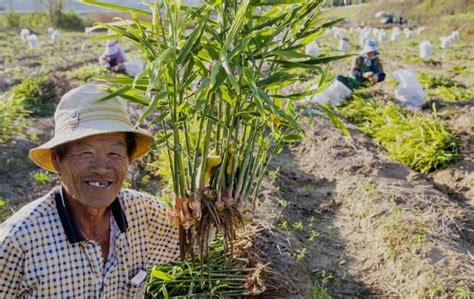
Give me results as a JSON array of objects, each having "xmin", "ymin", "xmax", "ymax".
[{"xmin": 54, "ymin": 187, "xmax": 129, "ymax": 244}]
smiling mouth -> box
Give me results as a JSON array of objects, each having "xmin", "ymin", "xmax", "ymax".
[{"xmin": 85, "ymin": 181, "xmax": 113, "ymax": 188}]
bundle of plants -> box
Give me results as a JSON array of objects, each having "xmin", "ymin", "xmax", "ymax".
[
  {"xmin": 80, "ymin": 0, "xmax": 348, "ymax": 260},
  {"xmin": 147, "ymin": 226, "xmax": 272, "ymax": 298},
  {"xmin": 338, "ymin": 95, "xmax": 460, "ymax": 173}
]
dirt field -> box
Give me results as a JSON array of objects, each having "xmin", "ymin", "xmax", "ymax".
[{"xmin": 1, "ymin": 8, "xmax": 473, "ymax": 297}]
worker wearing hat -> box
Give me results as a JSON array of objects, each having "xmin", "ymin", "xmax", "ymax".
[
  {"xmin": 0, "ymin": 84, "xmax": 180, "ymax": 297},
  {"xmin": 99, "ymin": 39, "xmax": 127, "ymax": 74},
  {"xmin": 337, "ymin": 39, "xmax": 386, "ymax": 90}
]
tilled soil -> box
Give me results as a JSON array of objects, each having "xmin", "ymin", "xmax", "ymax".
[{"xmin": 254, "ymin": 117, "xmax": 474, "ymax": 297}]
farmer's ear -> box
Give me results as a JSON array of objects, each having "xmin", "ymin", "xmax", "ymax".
[{"xmin": 51, "ymin": 151, "xmax": 61, "ymax": 173}]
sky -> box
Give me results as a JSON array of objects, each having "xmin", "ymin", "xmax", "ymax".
[{"xmin": 0, "ymin": 0, "xmax": 202, "ymax": 12}]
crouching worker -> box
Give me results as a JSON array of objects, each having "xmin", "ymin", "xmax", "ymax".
[
  {"xmin": 99, "ymin": 39, "xmax": 127, "ymax": 74},
  {"xmin": 336, "ymin": 40, "xmax": 386, "ymax": 90},
  {"xmin": 0, "ymin": 84, "xmax": 181, "ymax": 298}
]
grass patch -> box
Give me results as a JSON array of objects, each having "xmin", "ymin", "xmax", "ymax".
[
  {"xmin": 0, "ymin": 197, "xmax": 14, "ymax": 222},
  {"xmin": 431, "ymin": 86, "xmax": 474, "ymax": 102},
  {"xmin": 30, "ymin": 170, "xmax": 53, "ymax": 186},
  {"xmin": 418, "ymin": 71, "xmax": 460, "ymax": 89},
  {"xmin": 337, "ymin": 96, "xmax": 460, "ymax": 173},
  {"xmin": 402, "ymin": 56, "xmax": 442, "ymax": 66},
  {"xmin": 66, "ymin": 63, "xmax": 107, "ymax": 82},
  {"xmin": 0, "ymin": 93, "xmax": 29, "ymax": 142},
  {"xmin": 380, "ymin": 205, "xmax": 429, "ymax": 260},
  {"xmin": 10, "ymin": 73, "xmax": 56, "ymax": 117}
]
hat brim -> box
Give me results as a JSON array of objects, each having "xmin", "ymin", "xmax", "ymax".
[{"xmin": 29, "ymin": 124, "xmax": 155, "ymax": 172}]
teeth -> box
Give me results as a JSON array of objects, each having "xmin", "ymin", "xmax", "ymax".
[{"xmin": 87, "ymin": 181, "xmax": 110, "ymax": 188}]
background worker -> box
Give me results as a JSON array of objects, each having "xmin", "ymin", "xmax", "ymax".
[{"xmin": 336, "ymin": 40, "xmax": 386, "ymax": 91}]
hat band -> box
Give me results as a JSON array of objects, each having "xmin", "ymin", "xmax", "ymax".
[{"xmin": 55, "ymin": 114, "xmax": 133, "ymax": 135}]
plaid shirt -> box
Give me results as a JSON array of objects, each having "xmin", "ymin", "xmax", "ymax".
[{"xmin": 0, "ymin": 187, "xmax": 180, "ymax": 298}]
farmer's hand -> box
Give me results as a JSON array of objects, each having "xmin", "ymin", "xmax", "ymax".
[
  {"xmin": 363, "ymin": 71, "xmax": 374, "ymax": 79},
  {"xmin": 368, "ymin": 74, "xmax": 378, "ymax": 84}
]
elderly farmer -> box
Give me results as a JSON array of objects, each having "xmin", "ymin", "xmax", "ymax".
[
  {"xmin": 0, "ymin": 84, "xmax": 181, "ymax": 297},
  {"xmin": 99, "ymin": 39, "xmax": 127, "ymax": 74},
  {"xmin": 336, "ymin": 40, "xmax": 386, "ymax": 90}
]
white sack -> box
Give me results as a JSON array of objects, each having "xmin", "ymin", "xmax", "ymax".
[
  {"xmin": 440, "ymin": 36, "xmax": 452, "ymax": 49},
  {"xmin": 377, "ymin": 31, "xmax": 386, "ymax": 43},
  {"xmin": 419, "ymin": 40, "xmax": 432, "ymax": 59},
  {"xmin": 393, "ymin": 69, "xmax": 424, "ymax": 108},
  {"xmin": 124, "ymin": 59, "xmax": 144, "ymax": 77},
  {"xmin": 20, "ymin": 28, "xmax": 30, "ymax": 41},
  {"xmin": 303, "ymin": 81, "xmax": 352, "ymax": 106},
  {"xmin": 391, "ymin": 31, "xmax": 400, "ymax": 42},
  {"xmin": 306, "ymin": 41, "xmax": 320, "ymax": 56},
  {"xmin": 27, "ymin": 34, "xmax": 39, "ymax": 49},
  {"xmin": 51, "ymin": 31, "xmax": 59, "ymax": 43},
  {"xmin": 338, "ymin": 39, "xmax": 350, "ymax": 52}
]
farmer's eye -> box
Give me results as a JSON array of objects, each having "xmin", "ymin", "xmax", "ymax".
[
  {"xmin": 79, "ymin": 152, "xmax": 94, "ymax": 158},
  {"xmin": 109, "ymin": 151, "xmax": 124, "ymax": 158}
]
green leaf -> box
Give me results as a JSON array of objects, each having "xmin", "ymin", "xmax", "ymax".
[
  {"xmin": 79, "ymin": 0, "xmax": 152, "ymax": 15},
  {"xmin": 95, "ymin": 85, "xmax": 131, "ymax": 103},
  {"xmin": 151, "ymin": 270, "xmax": 174, "ymax": 281},
  {"xmin": 221, "ymin": 0, "xmax": 250, "ymax": 54},
  {"xmin": 282, "ymin": 133, "xmax": 303, "ymax": 143},
  {"xmin": 135, "ymin": 92, "xmax": 167, "ymax": 126},
  {"xmin": 177, "ymin": 14, "xmax": 208, "ymax": 65}
]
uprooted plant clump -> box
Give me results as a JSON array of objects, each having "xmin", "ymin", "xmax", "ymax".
[{"xmin": 81, "ymin": 0, "xmax": 349, "ymax": 263}]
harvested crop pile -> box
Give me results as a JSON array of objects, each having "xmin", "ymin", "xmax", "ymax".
[{"xmin": 337, "ymin": 95, "xmax": 460, "ymax": 173}]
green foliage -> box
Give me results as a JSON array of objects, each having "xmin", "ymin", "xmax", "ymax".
[
  {"xmin": 338, "ymin": 96, "xmax": 460, "ymax": 173},
  {"xmin": 0, "ymin": 93, "xmax": 29, "ymax": 142},
  {"xmin": 30, "ymin": 170, "xmax": 53, "ymax": 185},
  {"xmin": 1, "ymin": 11, "xmax": 21, "ymax": 29},
  {"xmin": 57, "ymin": 11, "xmax": 84, "ymax": 31},
  {"xmin": 83, "ymin": 0, "xmax": 345, "ymax": 260},
  {"xmin": 418, "ymin": 71, "xmax": 458, "ymax": 89},
  {"xmin": 66, "ymin": 63, "xmax": 107, "ymax": 81},
  {"xmin": 380, "ymin": 205, "xmax": 429, "ymax": 260},
  {"xmin": 0, "ymin": 197, "xmax": 14, "ymax": 223},
  {"xmin": 11, "ymin": 73, "xmax": 56, "ymax": 117},
  {"xmin": 418, "ymin": 71, "xmax": 473, "ymax": 102},
  {"xmin": 432, "ymin": 86, "xmax": 474, "ymax": 102},
  {"xmin": 311, "ymin": 273, "xmax": 334, "ymax": 299},
  {"xmin": 19, "ymin": 12, "xmax": 50, "ymax": 30},
  {"xmin": 403, "ymin": 56, "xmax": 442, "ymax": 66},
  {"xmin": 146, "ymin": 236, "xmax": 257, "ymax": 298}
]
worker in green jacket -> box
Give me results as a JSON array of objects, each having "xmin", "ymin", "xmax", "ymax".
[{"xmin": 337, "ymin": 40, "xmax": 386, "ymax": 91}]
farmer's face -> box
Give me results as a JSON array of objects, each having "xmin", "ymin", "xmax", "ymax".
[
  {"xmin": 366, "ymin": 51, "xmax": 376, "ymax": 58},
  {"xmin": 52, "ymin": 133, "xmax": 130, "ymax": 209}
]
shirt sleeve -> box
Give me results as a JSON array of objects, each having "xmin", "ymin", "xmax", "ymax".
[
  {"xmin": 0, "ymin": 233, "xmax": 24, "ymax": 298},
  {"xmin": 351, "ymin": 56, "xmax": 363, "ymax": 78},
  {"xmin": 372, "ymin": 58, "xmax": 385, "ymax": 82},
  {"xmin": 144, "ymin": 197, "xmax": 181, "ymax": 265}
]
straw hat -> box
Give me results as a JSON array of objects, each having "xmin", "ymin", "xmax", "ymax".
[{"xmin": 29, "ymin": 84, "xmax": 155, "ymax": 172}]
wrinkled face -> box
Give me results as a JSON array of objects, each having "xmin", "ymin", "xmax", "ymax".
[{"xmin": 52, "ymin": 133, "xmax": 130, "ymax": 209}]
